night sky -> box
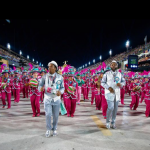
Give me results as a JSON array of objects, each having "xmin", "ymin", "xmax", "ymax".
[{"xmin": 0, "ymin": 19, "xmax": 150, "ymax": 69}]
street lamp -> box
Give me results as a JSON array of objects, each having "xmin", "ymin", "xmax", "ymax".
[
  {"xmin": 36, "ymin": 61, "xmax": 38, "ymax": 64},
  {"xmin": 7, "ymin": 43, "xmax": 11, "ymax": 49},
  {"xmin": 27, "ymin": 55, "xmax": 29, "ymax": 59},
  {"xmin": 42, "ymin": 64, "xmax": 43, "ymax": 67},
  {"xmin": 89, "ymin": 62, "xmax": 90, "ymax": 65},
  {"xmin": 33, "ymin": 58, "xmax": 34, "ymax": 62},
  {"xmin": 83, "ymin": 65, "xmax": 84, "ymax": 68},
  {"xmin": 109, "ymin": 49, "xmax": 112, "ymax": 57},
  {"xmin": 126, "ymin": 40, "xmax": 130, "ymax": 52},
  {"xmin": 93, "ymin": 59, "xmax": 95, "ymax": 64},
  {"xmin": 99, "ymin": 55, "xmax": 102, "ymax": 61},
  {"xmin": 20, "ymin": 50, "xmax": 22, "ymax": 55}
]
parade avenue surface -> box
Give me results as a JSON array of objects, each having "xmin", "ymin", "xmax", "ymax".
[{"xmin": 0, "ymin": 92, "xmax": 150, "ymax": 150}]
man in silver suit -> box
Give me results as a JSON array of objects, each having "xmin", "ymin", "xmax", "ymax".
[{"xmin": 101, "ymin": 60, "xmax": 125, "ymax": 129}]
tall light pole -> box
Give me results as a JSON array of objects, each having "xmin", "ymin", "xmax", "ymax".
[
  {"xmin": 27, "ymin": 55, "xmax": 29, "ymax": 59},
  {"xmin": 89, "ymin": 62, "xmax": 90, "ymax": 65},
  {"xmin": 109, "ymin": 49, "xmax": 112, "ymax": 57},
  {"xmin": 20, "ymin": 50, "xmax": 22, "ymax": 55},
  {"xmin": 93, "ymin": 59, "xmax": 95, "ymax": 64},
  {"xmin": 126, "ymin": 40, "xmax": 130, "ymax": 52},
  {"xmin": 33, "ymin": 58, "xmax": 34, "ymax": 62},
  {"xmin": 7, "ymin": 43, "xmax": 11, "ymax": 49},
  {"xmin": 99, "ymin": 55, "xmax": 102, "ymax": 62}
]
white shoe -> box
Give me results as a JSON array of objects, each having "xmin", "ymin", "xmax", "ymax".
[
  {"xmin": 45, "ymin": 130, "xmax": 51, "ymax": 138},
  {"xmin": 106, "ymin": 123, "xmax": 110, "ymax": 129},
  {"xmin": 53, "ymin": 130, "xmax": 58, "ymax": 136},
  {"xmin": 110, "ymin": 124, "xmax": 116, "ymax": 129}
]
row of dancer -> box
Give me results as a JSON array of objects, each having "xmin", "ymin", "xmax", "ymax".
[{"xmin": 0, "ymin": 68, "xmax": 46, "ymax": 117}]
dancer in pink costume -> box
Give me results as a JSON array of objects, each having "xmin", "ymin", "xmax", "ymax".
[
  {"xmin": 12, "ymin": 70, "xmax": 21, "ymax": 103},
  {"xmin": 22, "ymin": 69, "xmax": 29, "ymax": 98},
  {"xmin": 10, "ymin": 71, "xmax": 14, "ymax": 96},
  {"xmin": 1, "ymin": 69, "xmax": 12, "ymax": 109},
  {"xmin": 140, "ymin": 74, "xmax": 149, "ymax": 104},
  {"xmin": 95, "ymin": 73, "xmax": 102, "ymax": 110},
  {"xmin": 130, "ymin": 75, "xmax": 141, "ymax": 110},
  {"xmin": 29, "ymin": 68, "xmax": 41, "ymax": 117},
  {"xmin": 144, "ymin": 74, "xmax": 150, "ymax": 117},
  {"xmin": 84, "ymin": 71, "xmax": 91, "ymax": 100},
  {"xmin": 65, "ymin": 66, "xmax": 78, "ymax": 117},
  {"xmin": 91, "ymin": 74, "xmax": 96, "ymax": 105},
  {"xmin": 76, "ymin": 73, "xmax": 84, "ymax": 105}
]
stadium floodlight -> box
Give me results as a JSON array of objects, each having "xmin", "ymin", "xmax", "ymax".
[
  {"xmin": 99, "ymin": 55, "xmax": 102, "ymax": 61},
  {"xmin": 93, "ymin": 59, "xmax": 95, "ymax": 64},
  {"xmin": 126, "ymin": 40, "xmax": 130, "ymax": 52},
  {"xmin": 109, "ymin": 49, "xmax": 112, "ymax": 57},
  {"xmin": 20, "ymin": 50, "xmax": 22, "ymax": 55},
  {"xmin": 7, "ymin": 43, "xmax": 11, "ymax": 49}
]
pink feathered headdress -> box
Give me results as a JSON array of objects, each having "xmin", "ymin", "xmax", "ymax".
[
  {"xmin": 13, "ymin": 66, "xmax": 16, "ymax": 70},
  {"xmin": 62, "ymin": 65, "xmax": 69, "ymax": 74},
  {"xmin": 90, "ymin": 69, "xmax": 95, "ymax": 75},
  {"xmin": 38, "ymin": 67, "xmax": 41, "ymax": 71},
  {"xmin": 28, "ymin": 63, "xmax": 33, "ymax": 70},
  {"xmin": 143, "ymin": 70, "xmax": 148, "ymax": 75},
  {"xmin": 96, "ymin": 65, "xmax": 101, "ymax": 71},
  {"xmin": 102, "ymin": 62, "xmax": 106, "ymax": 69}
]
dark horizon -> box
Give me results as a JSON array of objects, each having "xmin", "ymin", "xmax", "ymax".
[{"xmin": 0, "ymin": 19, "xmax": 150, "ymax": 69}]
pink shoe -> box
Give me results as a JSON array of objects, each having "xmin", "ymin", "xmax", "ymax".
[
  {"xmin": 70, "ymin": 114, "xmax": 74, "ymax": 117},
  {"xmin": 104, "ymin": 117, "xmax": 106, "ymax": 119},
  {"xmin": 7, "ymin": 107, "xmax": 10, "ymax": 109},
  {"xmin": 32, "ymin": 114, "xmax": 36, "ymax": 117},
  {"xmin": 2, "ymin": 106, "xmax": 5, "ymax": 108},
  {"xmin": 67, "ymin": 114, "xmax": 70, "ymax": 117},
  {"xmin": 96, "ymin": 108, "xmax": 98, "ymax": 110},
  {"xmin": 36, "ymin": 113, "xmax": 40, "ymax": 117}
]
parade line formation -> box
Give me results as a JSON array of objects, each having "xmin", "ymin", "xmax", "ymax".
[{"xmin": 0, "ymin": 60, "xmax": 150, "ymax": 136}]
